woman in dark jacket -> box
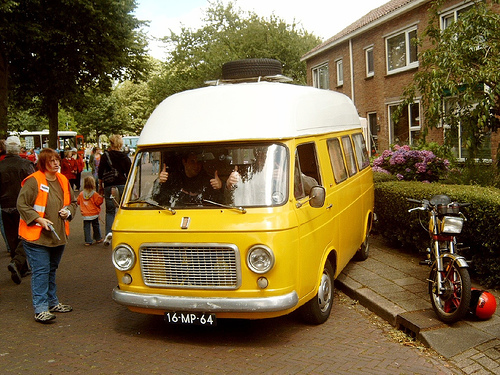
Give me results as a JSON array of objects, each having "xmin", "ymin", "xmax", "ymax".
[{"xmin": 98, "ymin": 135, "xmax": 131, "ymax": 237}]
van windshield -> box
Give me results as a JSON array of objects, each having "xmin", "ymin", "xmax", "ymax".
[{"xmin": 125, "ymin": 143, "xmax": 289, "ymax": 209}]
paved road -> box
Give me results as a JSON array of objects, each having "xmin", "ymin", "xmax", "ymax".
[{"xmin": 0, "ymin": 204, "xmax": 462, "ymax": 374}]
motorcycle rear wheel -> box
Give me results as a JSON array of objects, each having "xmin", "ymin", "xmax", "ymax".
[{"xmin": 429, "ymin": 258, "xmax": 471, "ymax": 324}]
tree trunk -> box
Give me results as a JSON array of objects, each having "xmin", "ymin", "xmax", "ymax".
[
  {"xmin": 47, "ymin": 97, "xmax": 59, "ymax": 150},
  {"xmin": 0, "ymin": 50, "xmax": 8, "ymax": 139}
]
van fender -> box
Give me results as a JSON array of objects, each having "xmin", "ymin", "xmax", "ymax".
[{"xmin": 303, "ymin": 249, "xmax": 338, "ymax": 302}]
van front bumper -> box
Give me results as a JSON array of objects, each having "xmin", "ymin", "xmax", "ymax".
[{"xmin": 112, "ymin": 287, "xmax": 299, "ymax": 312}]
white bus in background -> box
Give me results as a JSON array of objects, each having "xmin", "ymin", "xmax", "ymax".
[
  {"xmin": 14, "ymin": 130, "xmax": 84, "ymax": 157},
  {"xmin": 123, "ymin": 136, "xmax": 139, "ymax": 155}
]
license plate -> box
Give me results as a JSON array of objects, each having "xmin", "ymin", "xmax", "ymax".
[{"xmin": 164, "ymin": 311, "xmax": 217, "ymax": 326}]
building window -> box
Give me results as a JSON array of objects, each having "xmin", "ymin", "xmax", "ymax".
[
  {"xmin": 367, "ymin": 112, "xmax": 378, "ymax": 155},
  {"xmin": 441, "ymin": 3, "xmax": 473, "ymax": 29},
  {"xmin": 365, "ymin": 47, "xmax": 374, "ymax": 77},
  {"xmin": 386, "ymin": 27, "xmax": 418, "ymax": 73},
  {"xmin": 336, "ymin": 59, "xmax": 343, "ymax": 86},
  {"xmin": 388, "ymin": 101, "xmax": 421, "ymax": 146},
  {"xmin": 443, "ymin": 99, "xmax": 491, "ymax": 160},
  {"xmin": 312, "ymin": 63, "xmax": 329, "ymax": 89}
]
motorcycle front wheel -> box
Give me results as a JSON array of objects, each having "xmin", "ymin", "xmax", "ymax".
[{"xmin": 429, "ymin": 258, "xmax": 471, "ymax": 324}]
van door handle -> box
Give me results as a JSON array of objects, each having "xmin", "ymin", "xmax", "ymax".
[{"xmin": 326, "ymin": 204, "xmax": 333, "ymax": 209}]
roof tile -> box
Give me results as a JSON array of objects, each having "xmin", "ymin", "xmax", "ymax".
[{"xmin": 303, "ymin": 0, "xmax": 417, "ymax": 58}]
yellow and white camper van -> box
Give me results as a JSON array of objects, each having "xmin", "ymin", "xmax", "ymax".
[{"xmin": 111, "ymin": 60, "xmax": 374, "ymax": 325}]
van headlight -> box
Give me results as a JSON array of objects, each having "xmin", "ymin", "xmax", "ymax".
[
  {"xmin": 112, "ymin": 244, "xmax": 136, "ymax": 271},
  {"xmin": 247, "ymin": 245, "xmax": 274, "ymax": 274}
]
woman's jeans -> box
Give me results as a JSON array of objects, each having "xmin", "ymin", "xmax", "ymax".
[
  {"xmin": 23, "ymin": 240, "xmax": 65, "ymax": 314},
  {"xmin": 84, "ymin": 218, "xmax": 102, "ymax": 244},
  {"xmin": 104, "ymin": 185, "xmax": 124, "ymax": 235}
]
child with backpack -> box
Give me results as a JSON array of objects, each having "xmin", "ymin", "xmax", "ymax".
[{"xmin": 77, "ymin": 176, "xmax": 104, "ymax": 246}]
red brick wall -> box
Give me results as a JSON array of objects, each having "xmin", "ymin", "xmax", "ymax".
[{"xmin": 305, "ymin": 0, "xmax": 499, "ymax": 161}]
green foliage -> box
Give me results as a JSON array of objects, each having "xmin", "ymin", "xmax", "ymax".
[
  {"xmin": 374, "ymin": 180, "xmax": 500, "ymax": 287},
  {"xmin": 152, "ymin": 0, "xmax": 322, "ymax": 103},
  {"xmin": 72, "ymin": 91, "xmax": 122, "ymax": 143},
  {"xmin": 444, "ymin": 162, "xmax": 500, "ymax": 188},
  {"xmin": 398, "ymin": 0, "xmax": 500, "ymax": 164},
  {"xmin": 1, "ymin": 0, "xmax": 151, "ymax": 147}
]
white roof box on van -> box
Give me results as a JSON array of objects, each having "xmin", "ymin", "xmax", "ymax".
[{"xmin": 139, "ymin": 82, "xmax": 361, "ymax": 146}]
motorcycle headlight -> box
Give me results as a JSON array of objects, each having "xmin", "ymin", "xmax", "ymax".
[
  {"xmin": 440, "ymin": 216, "xmax": 464, "ymax": 234},
  {"xmin": 247, "ymin": 245, "xmax": 275, "ymax": 274},
  {"xmin": 112, "ymin": 244, "xmax": 136, "ymax": 271}
]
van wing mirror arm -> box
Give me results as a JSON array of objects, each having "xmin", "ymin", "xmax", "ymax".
[{"xmin": 295, "ymin": 186, "xmax": 325, "ymax": 208}]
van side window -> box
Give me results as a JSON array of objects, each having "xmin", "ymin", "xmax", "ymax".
[
  {"xmin": 294, "ymin": 143, "xmax": 320, "ymax": 199},
  {"xmin": 342, "ymin": 136, "xmax": 358, "ymax": 177},
  {"xmin": 327, "ymin": 138, "xmax": 347, "ymax": 183},
  {"xmin": 352, "ymin": 133, "xmax": 370, "ymax": 170}
]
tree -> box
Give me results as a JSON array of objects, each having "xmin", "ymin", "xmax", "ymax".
[
  {"xmin": 399, "ymin": 0, "xmax": 500, "ymax": 163},
  {"xmin": 73, "ymin": 91, "xmax": 121, "ymax": 144},
  {"xmin": 4, "ymin": 0, "xmax": 150, "ymax": 148},
  {"xmin": 0, "ymin": 0, "xmax": 20, "ymax": 138},
  {"xmin": 152, "ymin": 0, "xmax": 321, "ymax": 105}
]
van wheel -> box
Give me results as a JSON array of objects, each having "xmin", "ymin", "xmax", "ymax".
[
  {"xmin": 222, "ymin": 58, "xmax": 282, "ymax": 79},
  {"xmin": 300, "ymin": 260, "xmax": 334, "ymax": 325},
  {"xmin": 354, "ymin": 231, "xmax": 370, "ymax": 261}
]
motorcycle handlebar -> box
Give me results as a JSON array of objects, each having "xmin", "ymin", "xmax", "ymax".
[
  {"xmin": 406, "ymin": 198, "xmax": 422, "ymax": 204},
  {"xmin": 406, "ymin": 197, "xmax": 471, "ymax": 211}
]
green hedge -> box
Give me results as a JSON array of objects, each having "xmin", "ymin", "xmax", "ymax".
[{"xmin": 374, "ymin": 179, "xmax": 500, "ymax": 287}]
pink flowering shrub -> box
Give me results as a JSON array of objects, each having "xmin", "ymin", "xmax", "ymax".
[{"xmin": 372, "ymin": 145, "xmax": 449, "ymax": 182}]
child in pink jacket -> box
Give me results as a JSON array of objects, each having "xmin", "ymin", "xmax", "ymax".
[{"xmin": 77, "ymin": 176, "xmax": 104, "ymax": 246}]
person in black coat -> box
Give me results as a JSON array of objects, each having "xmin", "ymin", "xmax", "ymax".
[
  {"xmin": 98, "ymin": 135, "xmax": 131, "ymax": 236},
  {"xmin": 0, "ymin": 136, "xmax": 35, "ymax": 284}
]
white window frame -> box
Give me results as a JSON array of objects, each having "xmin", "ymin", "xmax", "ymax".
[
  {"xmin": 336, "ymin": 59, "xmax": 343, "ymax": 86},
  {"xmin": 387, "ymin": 100, "xmax": 421, "ymax": 146},
  {"xmin": 365, "ymin": 46, "xmax": 374, "ymax": 77},
  {"xmin": 443, "ymin": 99, "xmax": 492, "ymax": 161},
  {"xmin": 440, "ymin": 2, "xmax": 474, "ymax": 30},
  {"xmin": 312, "ymin": 62, "xmax": 329, "ymax": 90},
  {"xmin": 367, "ymin": 111, "xmax": 378, "ymax": 156},
  {"xmin": 385, "ymin": 26, "xmax": 419, "ymax": 74}
]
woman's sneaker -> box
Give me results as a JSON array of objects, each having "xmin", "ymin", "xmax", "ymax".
[
  {"xmin": 34, "ymin": 311, "xmax": 56, "ymax": 323},
  {"xmin": 49, "ymin": 303, "xmax": 73, "ymax": 313}
]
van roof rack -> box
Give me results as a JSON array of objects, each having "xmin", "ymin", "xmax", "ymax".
[{"xmin": 205, "ymin": 74, "xmax": 293, "ymax": 86}]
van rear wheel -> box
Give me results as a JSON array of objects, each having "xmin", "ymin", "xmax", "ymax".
[
  {"xmin": 300, "ymin": 260, "xmax": 334, "ymax": 325},
  {"xmin": 354, "ymin": 231, "xmax": 370, "ymax": 261}
]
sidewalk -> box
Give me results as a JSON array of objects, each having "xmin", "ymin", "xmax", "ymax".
[{"xmin": 336, "ymin": 234, "xmax": 500, "ymax": 374}]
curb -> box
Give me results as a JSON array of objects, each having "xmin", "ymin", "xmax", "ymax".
[{"xmin": 336, "ymin": 263, "xmax": 500, "ymax": 360}]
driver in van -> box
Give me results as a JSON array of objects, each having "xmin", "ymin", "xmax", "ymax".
[{"xmin": 153, "ymin": 151, "xmax": 238, "ymax": 206}]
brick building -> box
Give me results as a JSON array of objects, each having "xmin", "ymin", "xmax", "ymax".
[{"xmin": 301, "ymin": 0, "xmax": 499, "ymax": 160}]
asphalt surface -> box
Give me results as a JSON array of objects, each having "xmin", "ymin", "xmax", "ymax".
[{"xmin": 337, "ymin": 234, "xmax": 500, "ymax": 374}]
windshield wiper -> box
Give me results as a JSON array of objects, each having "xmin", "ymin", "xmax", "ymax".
[
  {"xmin": 126, "ymin": 199, "xmax": 176, "ymax": 215},
  {"xmin": 202, "ymin": 199, "xmax": 246, "ymax": 214}
]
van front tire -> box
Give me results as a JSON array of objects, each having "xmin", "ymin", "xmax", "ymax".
[{"xmin": 300, "ymin": 260, "xmax": 334, "ymax": 325}]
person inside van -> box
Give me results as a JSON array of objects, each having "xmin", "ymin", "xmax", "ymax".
[{"xmin": 154, "ymin": 151, "xmax": 227, "ymax": 206}]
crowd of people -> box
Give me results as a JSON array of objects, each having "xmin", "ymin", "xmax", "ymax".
[{"xmin": 0, "ymin": 134, "xmax": 131, "ymax": 324}]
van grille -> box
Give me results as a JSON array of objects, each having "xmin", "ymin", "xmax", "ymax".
[{"xmin": 139, "ymin": 244, "xmax": 241, "ymax": 289}]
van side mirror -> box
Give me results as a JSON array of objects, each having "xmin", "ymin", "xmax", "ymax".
[
  {"xmin": 309, "ymin": 186, "xmax": 325, "ymax": 208},
  {"xmin": 296, "ymin": 186, "xmax": 325, "ymax": 208}
]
